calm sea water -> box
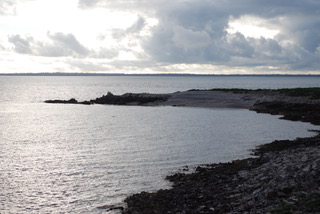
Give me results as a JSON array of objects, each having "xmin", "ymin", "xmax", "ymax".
[{"xmin": 1, "ymin": 75, "xmax": 319, "ymax": 213}]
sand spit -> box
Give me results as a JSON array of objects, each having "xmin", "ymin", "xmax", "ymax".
[
  {"xmin": 45, "ymin": 89, "xmax": 320, "ymax": 109},
  {"xmin": 157, "ymin": 90, "xmax": 320, "ymax": 109}
]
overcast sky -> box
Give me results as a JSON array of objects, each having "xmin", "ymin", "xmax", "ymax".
[{"xmin": 0, "ymin": 0, "xmax": 319, "ymax": 74}]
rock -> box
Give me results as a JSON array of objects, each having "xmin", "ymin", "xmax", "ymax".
[
  {"xmin": 123, "ymin": 131, "xmax": 320, "ymax": 213},
  {"xmin": 44, "ymin": 98, "xmax": 79, "ymax": 104},
  {"xmin": 251, "ymin": 101, "xmax": 320, "ymax": 125},
  {"xmin": 91, "ymin": 92, "xmax": 169, "ymax": 105},
  {"xmin": 45, "ymin": 92, "xmax": 169, "ymax": 106}
]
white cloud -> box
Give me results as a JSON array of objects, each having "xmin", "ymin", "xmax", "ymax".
[
  {"xmin": 8, "ymin": 33, "xmax": 90, "ymax": 57},
  {"xmin": 93, "ymin": 48, "xmax": 119, "ymax": 59},
  {"xmin": 47, "ymin": 32, "xmax": 90, "ymax": 57},
  {"xmin": 1, "ymin": 0, "xmax": 320, "ymax": 74},
  {"xmin": 0, "ymin": 0, "xmax": 15, "ymax": 15},
  {"xmin": 8, "ymin": 34, "xmax": 32, "ymax": 54},
  {"xmin": 227, "ymin": 15, "xmax": 280, "ymax": 39}
]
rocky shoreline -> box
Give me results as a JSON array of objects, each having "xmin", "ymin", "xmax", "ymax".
[
  {"xmin": 44, "ymin": 88, "xmax": 320, "ymax": 213},
  {"xmin": 121, "ymin": 89, "xmax": 320, "ymax": 214},
  {"xmin": 123, "ymin": 133, "xmax": 320, "ymax": 214}
]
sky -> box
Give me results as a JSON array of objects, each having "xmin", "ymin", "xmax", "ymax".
[{"xmin": 0, "ymin": 0, "xmax": 320, "ymax": 74}]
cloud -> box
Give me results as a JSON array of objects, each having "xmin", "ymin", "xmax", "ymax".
[
  {"xmin": 93, "ymin": 48, "xmax": 119, "ymax": 59},
  {"xmin": 8, "ymin": 32, "xmax": 91, "ymax": 58},
  {"xmin": 276, "ymin": 14, "xmax": 320, "ymax": 53},
  {"xmin": 226, "ymin": 33, "xmax": 254, "ymax": 58},
  {"xmin": 131, "ymin": 0, "xmax": 320, "ymax": 71},
  {"xmin": 46, "ymin": 32, "xmax": 90, "ymax": 57},
  {"xmin": 112, "ymin": 15, "xmax": 146, "ymax": 40},
  {"xmin": 3, "ymin": 0, "xmax": 320, "ymax": 73},
  {"xmin": 78, "ymin": 0, "xmax": 154, "ymax": 10},
  {"xmin": 126, "ymin": 16, "xmax": 146, "ymax": 34},
  {"xmin": 69, "ymin": 60, "xmax": 112, "ymax": 72},
  {"xmin": 8, "ymin": 35, "xmax": 33, "ymax": 54},
  {"xmin": 0, "ymin": 0, "xmax": 15, "ymax": 15},
  {"xmin": 8, "ymin": 32, "xmax": 121, "ymax": 61},
  {"xmin": 143, "ymin": 22, "xmax": 229, "ymax": 64}
]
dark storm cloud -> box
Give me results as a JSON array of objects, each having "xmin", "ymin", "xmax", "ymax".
[
  {"xmin": 143, "ymin": 23, "xmax": 229, "ymax": 63},
  {"xmin": 78, "ymin": 0, "xmax": 320, "ymax": 17},
  {"xmin": 132, "ymin": 0, "xmax": 319, "ymax": 71}
]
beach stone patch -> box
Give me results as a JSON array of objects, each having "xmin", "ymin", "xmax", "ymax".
[
  {"xmin": 123, "ymin": 134, "xmax": 320, "ymax": 213},
  {"xmin": 252, "ymin": 101, "xmax": 320, "ymax": 125}
]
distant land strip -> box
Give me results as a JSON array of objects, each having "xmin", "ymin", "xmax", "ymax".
[{"xmin": 1, "ymin": 72, "xmax": 320, "ymax": 77}]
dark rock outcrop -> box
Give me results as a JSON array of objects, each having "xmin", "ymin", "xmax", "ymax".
[
  {"xmin": 45, "ymin": 98, "xmax": 93, "ymax": 105},
  {"xmin": 90, "ymin": 92, "xmax": 169, "ymax": 105},
  {"xmin": 45, "ymin": 92, "xmax": 169, "ymax": 106},
  {"xmin": 252, "ymin": 101, "xmax": 320, "ymax": 125},
  {"xmin": 45, "ymin": 98, "xmax": 78, "ymax": 104},
  {"xmin": 123, "ymin": 99, "xmax": 320, "ymax": 214},
  {"xmin": 123, "ymin": 134, "xmax": 320, "ymax": 214}
]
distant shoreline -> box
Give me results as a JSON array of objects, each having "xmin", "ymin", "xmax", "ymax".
[{"xmin": 1, "ymin": 72, "xmax": 320, "ymax": 77}]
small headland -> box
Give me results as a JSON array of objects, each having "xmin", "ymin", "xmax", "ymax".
[
  {"xmin": 121, "ymin": 88, "xmax": 320, "ymax": 214},
  {"xmin": 45, "ymin": 87, "xmax": 320, "ymax": 110},
  {"xmin": 44, "ymin": 92, "xmax": 169, "ymax": 106},
  {"xmin": 44, "ymin": 98, "xmax": 92, "ymax": 105}
]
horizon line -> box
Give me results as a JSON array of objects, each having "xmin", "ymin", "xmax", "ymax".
[{"xmin": 1, "ymin": 72, "xmax": 319, "ymax": 77}]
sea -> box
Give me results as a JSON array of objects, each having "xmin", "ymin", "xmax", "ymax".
[{"xmin": 1, "ymin": 75, "xmax": 320, "ymax": 213}]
